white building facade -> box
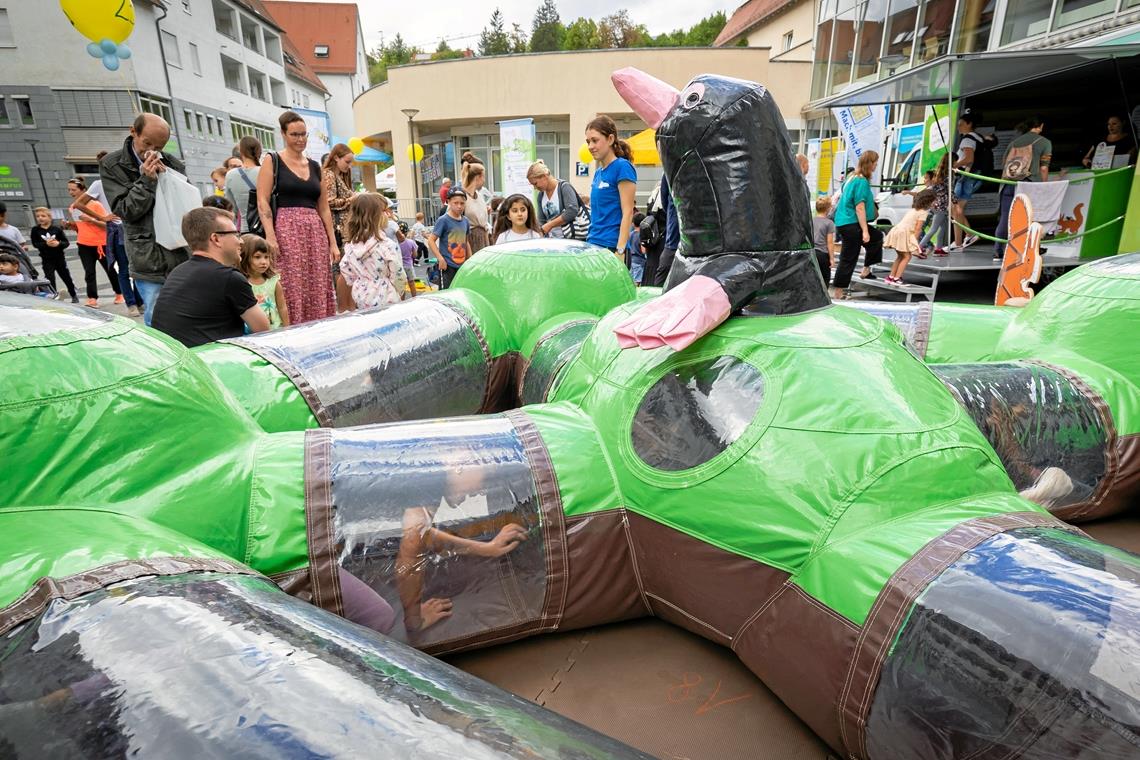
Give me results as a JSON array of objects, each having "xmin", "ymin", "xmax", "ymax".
[{"xmin": 0, "ymin": 0, "xmax": 328, "ymax": 219}]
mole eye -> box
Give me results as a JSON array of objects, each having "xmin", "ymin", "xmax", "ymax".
[{"xmin": 681, "ymin": 83, "xmax": 706, "ymax": 109}]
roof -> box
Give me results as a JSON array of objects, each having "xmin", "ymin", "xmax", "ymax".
[
  {"xmin": 281, "ymin": 34, "xmax": 329, "ymax": 95},
  {"xmin": 813, "ymin": 43, "xmax": 1140, "ymax": 108},
  {"xmin": 262, "ymin": 1, "xmax": 362, "ymax": 75},
  {"xmin": 714, "ymin": 0, "xmax": 801, "ymax": 46}
]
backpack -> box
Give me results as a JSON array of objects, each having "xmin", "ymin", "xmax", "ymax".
[
  {"xmin": 557, "ymin": 180, "xmax": 591, "ymax": 241},
  {"xmin": 240, "ymin": 157, "xmax": 279, "ymax": 237},
  {"xmin": 1002, "ymin": 137, "xmax": 1042, "ymax": 181},
  {"xmin": 967, "ymin": 132, "xmax": 997, "ymax": 177},
  {"xmin": 639, "ymin": 184, "xmax": 666, "ymax": 251}
]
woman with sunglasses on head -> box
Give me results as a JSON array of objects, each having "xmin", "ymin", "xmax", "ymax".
[{"xmin": 256, "ymin": 111, "xmax": 338, "ymax": 324}]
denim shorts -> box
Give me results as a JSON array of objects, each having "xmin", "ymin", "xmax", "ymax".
[{"xmin": 953, "ymin": 177, "xmax": 982, "ymax": 201}]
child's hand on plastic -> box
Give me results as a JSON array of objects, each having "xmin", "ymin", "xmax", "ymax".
[{"xmin": 481, "ymin": 523, "xmax": 528, "ymax": 557}]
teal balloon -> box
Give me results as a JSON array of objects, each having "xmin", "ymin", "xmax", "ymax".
[
  {"xmin": 117, "ymin": 44, "xmax": 132, "ymax": 60},
  {"xmin": 103, "ymin": 54, "xmax": 120, "ymax": 71},
  {"xmin": 87, "ymin": 42, "xmax": 103, "ymax": 58},
  {"xmin": 100, "ymin": 39, "xmax": 117, "ymax": 54}
]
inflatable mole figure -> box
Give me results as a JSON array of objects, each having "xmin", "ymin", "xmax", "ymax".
[
  {"xmin": 3, "ymin": 72, "xmax": 1140, "ymax": 758},
  {"xmin": 611, "ymin": 67, "xmax": 826, "ymax": 351}
]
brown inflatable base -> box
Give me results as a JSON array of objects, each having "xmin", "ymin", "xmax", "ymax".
[
  {"xmin": 447, "ymin": 617, "xmax": 836, "ymax": 760},
  {"xmin": 447, "ymin": 512, "xmax": 1140, "ymax": 760}
]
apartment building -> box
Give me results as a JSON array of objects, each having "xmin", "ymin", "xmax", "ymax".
[{"xmin": 0, "ymin": 0, "xmax": 329, "ymax": 219}]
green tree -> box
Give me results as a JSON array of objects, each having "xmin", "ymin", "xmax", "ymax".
[
  {"xmin": 509, "ymin": 22, "xmax": 529, "ymax": 53},
  {"xmin": 562, "ymin": 17, "xmax": 599, "ymax": 50},
  {"xmin": 530, "ymin": 0, "xmax": 564, "ymax": 52},
  {"xmin": 596, "ymin": 10, "xmax": 647, "ymax": 48},
  {"xmin": 682, "ymin": 11, "xmax": 728, "ymax": 46},
  {"xmin": 431, "ymin": 39, "xmax": 467, "ymax": 61},
  {"xmin": 478, "ymin": 8, "xmax": 512, "ymax": 56},
  {"xmin": 366, "ymin": 34, "xmax": 418, "ymax": 84}
]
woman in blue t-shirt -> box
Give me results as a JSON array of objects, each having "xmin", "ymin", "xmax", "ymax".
[
  {"xmin": 830, "ymin": 150, "xmax": 884, "ymax": 298},
  {"xmin": 584, "ymin": 115, "xmax": 637, "ymax": 257}
]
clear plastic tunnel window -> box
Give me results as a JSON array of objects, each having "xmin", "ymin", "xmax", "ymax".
[
  {"xmin": 631, "ymin": 356, "xmax": 765, "ymax": 472},
  {"xmin": 327, "ymin": 417, "xmax": 547, "ymax": 650},
  {"xmin": 932, "ymin": 363, "xmax": 1109, "ymax": 511}
]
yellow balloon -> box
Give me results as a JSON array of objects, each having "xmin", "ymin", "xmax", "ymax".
[
  {"xmin": 407, "ymin": 143, "xmax": 425, "ymax": 162},
  {"xmin": 578, "ymin": 143, "xmax": 593, "ymax": 165},
  {"xmin": 347, "ymin": 137, "xmax": 365, "ymax": 155},
  {"xmin": 61, "ymin": 0, "xmax": 135, "ymax": 45}
]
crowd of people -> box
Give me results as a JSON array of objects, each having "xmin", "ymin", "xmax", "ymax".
[
  {"xmin": 7, "ymin": 100, "xmax": 1131, "ymax": 343},
  {"xmin": 819, "ymin": 107, "xmax": 1135, "ymax": 298}
]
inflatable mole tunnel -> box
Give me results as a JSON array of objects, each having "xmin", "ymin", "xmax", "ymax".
[{"xmin": 2, "ymin": 239, "xmax": 1139, "ymax": 759}]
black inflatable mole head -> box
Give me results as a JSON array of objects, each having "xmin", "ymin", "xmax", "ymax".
[{"xmin": 613, "ymin": 69, "xmax": 813, "ymax": 258}]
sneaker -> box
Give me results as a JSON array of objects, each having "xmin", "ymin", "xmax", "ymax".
[
  {"xmin": 71, "ymin": 296, "xmax": 80, "ymax": 304},
  {"xmin": 1019, "ymin": 467, "xmax": 1074, "ymax": 509},
  {"xmin": 127, "ymin": 305, "xmax": 140, "ymax": 317},
  {"xmin": 113, "ymin": 294, "xmax": 125, "ymax": 305},
  {"xmin": 963, "ymin": 234, "xmax": 979, "ymax": 247},
  {"xmin": 946, "ymin": 242, "xmax": 962, "ymax": 251},
  {"xmin": 85, "ymin": 298, "xmax": 99, "ymax": 307},
  {"xmin": 933, "ymin": 248, "xmax": 948, "ymax": 256}
]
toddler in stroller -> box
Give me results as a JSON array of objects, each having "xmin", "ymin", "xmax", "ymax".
[{"xmin": 0, "ymin": 240, "xmax": 55, "ymax": 298}]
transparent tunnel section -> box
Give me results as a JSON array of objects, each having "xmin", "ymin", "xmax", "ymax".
[
  {"xmin": 228, "ymin": 297, "xmax": 491, "ymax": 427},
  {"xmin": 835, "ymin": 301, "xmax": 932, "ymax": 357},
  {"xmin": 519, "ymin": 320, "xmax": 596, "ymax": 406},
  {"xmin": 323, "ymin": 416, "xmax": 553, "ymax": 652},
  {"xmin": 0, "ymin": 572, "xmax": 647, "ymax": 759},
  {"xmin": 866, "ymin": 528, "xmax": 1140, "ymax": 760},
  {"xmin": 931, "ymin": 362, "xmax": 1109, "ymax": 513}
]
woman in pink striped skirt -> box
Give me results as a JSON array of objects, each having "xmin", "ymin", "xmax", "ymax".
[{"xmin": 257, "ymin": 111, "xmax": 339, "ymax": 324}]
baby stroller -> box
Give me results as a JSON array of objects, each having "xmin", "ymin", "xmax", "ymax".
[{"xmin": 0, "ymin": 237, "xmax": 56, "ymax": 298}]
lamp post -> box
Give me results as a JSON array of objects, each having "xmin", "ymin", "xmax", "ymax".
[
  {"xmin": 401, "ymin": 108, "xmax": 420, "ymax": 215},
  {"xmin": 25, "ymin": 139, "xmax": 50, "ymax": 209}
]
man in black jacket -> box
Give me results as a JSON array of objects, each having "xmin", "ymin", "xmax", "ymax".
[{"xmin": 100, "ymin": 113, "xmax": 190, "ymax": 326}]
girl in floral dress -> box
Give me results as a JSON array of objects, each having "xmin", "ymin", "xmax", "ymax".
[{"xmin": 339, "ymin": 193, "xmax": 404, "ymax": 310}]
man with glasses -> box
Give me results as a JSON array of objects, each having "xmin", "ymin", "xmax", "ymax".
[
  {"xmin": 101, "ymin": 113, "xmax": 191, "ymax": 326},
  {"xmin": 152, "ymin": 208, "xmax": 269, "ymax": 347}
]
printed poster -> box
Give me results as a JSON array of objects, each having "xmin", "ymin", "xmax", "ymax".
[
  {"xmin": 293, "ymin": 107, "xmax": 332, "ymax": 163},
  {"xmin": 921, "ymin": 103, "xmax": 957, "ymax": 174},
  {"xmin": 833, "ymin": 103, "xmax": 888, "ymax": 184},
  {"xmin": 499, "ymin": 118, "xmax": 537, "ymax": 197},
  {"xmin": 806, "ymin": 138, "xmax": 821, "ymax": 198}
]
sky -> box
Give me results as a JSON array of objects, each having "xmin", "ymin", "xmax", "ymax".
[{"xmin": 298, "ymin": 0, "xmax": 737, "ymax": 53}]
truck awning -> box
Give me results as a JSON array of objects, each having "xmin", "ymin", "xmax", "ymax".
[{"xmin": 812, "ymin": 43, "xmax": 1140, "ymax": 109}]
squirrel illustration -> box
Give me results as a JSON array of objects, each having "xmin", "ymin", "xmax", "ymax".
[{"xmin": 1057, "ymin": 203, "xmax": 1084, "ymax": 235}]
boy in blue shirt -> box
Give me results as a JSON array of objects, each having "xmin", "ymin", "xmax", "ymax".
[{"xmin": 428, "ymin": 188, "xmax": 471, "ymax": 290}]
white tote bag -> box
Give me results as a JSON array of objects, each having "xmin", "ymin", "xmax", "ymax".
[{"xmin": 153, "ymin": 168, "xmax": 202, "ymax": 250}]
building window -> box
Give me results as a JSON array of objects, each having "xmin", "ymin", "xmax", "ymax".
[
  {"xmin": 161, "ymin": 30, "xmax": 181, "ymax": 67},
  {"xmin": 782, "ymin": 31, "xmax": 794, "ymax": 51},
  {"xmin": 184, "ymin": 109, "xmax": 194, "ymax": 133},
  {"xmin": 0, "ymin": 98, "xmax": 8, "ymax": 127},
  {"xmin": 0, "ymin": 8, "xmax": 14, "ymax": 47},
  {"xmin": 207, "ymin": 115, "xmax": 216, "ymax": 137},
  {"xmin": 303, "ymin": 94, "xmax": 310, "ymax": 108},
  {"xmin": 213, "ymin": 0, "xmax": 237, "ymax": 38},
  {"xmin": 1001, "ymin": 0, "xmax": 1053, "ymax": 43},
  {"xmin": 221, "ymin": 54, "xmax": 245, "ymax": 93},
  {"xmin": 13, "ymin": 96, "xmax": 34, "ymax": 126},
  {"xmin": 138, "ymin": 94, "xmax": 173, "ymax": 125},
  {"xmin": 1053, "ymin": 0, "xmax": 1117, "ymax": 29},
  {"xmin": 189, "ymin": 42, "xmax": 202, "ymax": 75},
  {"xmin": 196, "ymin": 112, "xmax": 204, "ymax": 134},
  {"xmin": 314, "ymin": 44, "xmax": 329, "ymax": 58}
]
